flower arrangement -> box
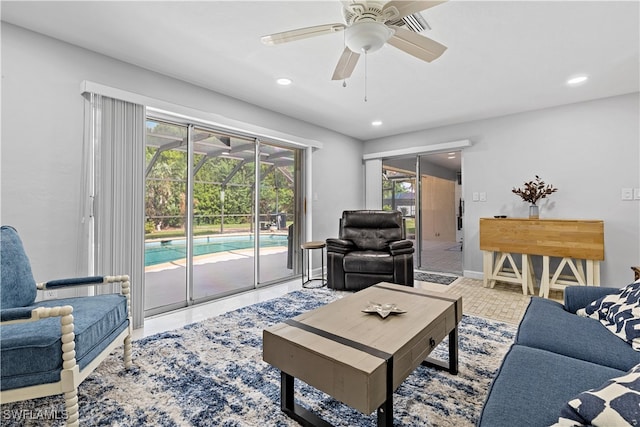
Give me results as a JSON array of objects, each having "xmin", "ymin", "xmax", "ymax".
[{"xmin": 512, "ymin": 175, "xmax": 558, "ymax": 205}]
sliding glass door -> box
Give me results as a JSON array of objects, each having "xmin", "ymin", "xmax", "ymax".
[
  {"xmin": 257, "ymin": 143, "xmax": 299, "ymax": 284},
  {"xmin": 144, "ymin": 117, "xmax": 302, "ymax": 316},
  {"xmin": 191, "ymin": 128, "xmax": 257, "ymax": 300},
  {"xmin": 382, "ymin": 164, "xmax": 417, "ymax": 240},
  {"xmin": 382, "ymin": 154, "xmax": 463, "ymax": 275},
  {"xmin": 144, "ymin": 120, "xmax": 188, "ymax": 312}
]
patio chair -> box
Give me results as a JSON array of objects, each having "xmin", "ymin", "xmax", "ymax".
[{"xmin": 0, "ymin": 225, "xmax": 132, "ymax": 427}]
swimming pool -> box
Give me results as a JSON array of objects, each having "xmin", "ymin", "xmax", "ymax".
[{"xmin": 145, "ymin": 234, "xmax": 288, "ymax": 266}]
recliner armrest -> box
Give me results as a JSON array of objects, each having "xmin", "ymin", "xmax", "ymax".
[
  {"xmin": 326, "ymin": 238, "xmax": 356, "ymax": 254},
  {"xmin": 389, "ymin": 240, "xmax": 414, "ymax": 256},
  {"xmin": 564, "ymin": 285, "xmax": 621, "ymax": 313}
]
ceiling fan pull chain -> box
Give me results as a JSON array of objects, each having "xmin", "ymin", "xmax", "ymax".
[
  {"xmin": 342, "ymin": 30, "xmax": 348, "ymax": 88},
  {"xmin": 364, "ymin": 50, "xmax": 368, "ymax": 102}
]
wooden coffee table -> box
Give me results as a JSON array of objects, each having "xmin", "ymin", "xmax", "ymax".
[{"xmin": 263, "ymin": 282, "xmax": 463, "ymax": 427}]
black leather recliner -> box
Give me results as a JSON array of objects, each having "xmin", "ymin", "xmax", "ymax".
[{"xmin": 326, "ymin": 210, "xmax": 414, "ymax": 291}]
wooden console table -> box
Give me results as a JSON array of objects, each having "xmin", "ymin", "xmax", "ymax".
[{"xmin": 480, "ymin": 218, "xmax": 604, "ymax": 297}]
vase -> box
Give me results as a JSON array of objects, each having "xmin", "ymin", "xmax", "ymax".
[{"xmin": 529, "ymin": 204, "xmax": 539, "ymax": 219}]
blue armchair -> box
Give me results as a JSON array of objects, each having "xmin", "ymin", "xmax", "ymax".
[{"xmin": 0, "ymin": 225, "xmax": 132, "ymax": 426}]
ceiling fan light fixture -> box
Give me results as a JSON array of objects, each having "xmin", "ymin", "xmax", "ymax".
[{"xmin": 345, "ymin": 21, "xmax": 393, "ymax": 53}]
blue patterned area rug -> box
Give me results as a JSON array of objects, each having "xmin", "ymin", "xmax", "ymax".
[{"xmin": 1, "ymin": 289, "xmax": 516, "ymax": 426}]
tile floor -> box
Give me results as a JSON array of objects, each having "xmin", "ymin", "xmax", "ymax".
[
  {"xmin": 418, "ymin": 240, "xmax": 463, "ymax": 275},
  {"xmin": 133, "ymin": 274, "xmax": 563, "ymax": 339},
  {"xmin": 445, "ymin": 277, "xmax": 563, "ymax": 324}
]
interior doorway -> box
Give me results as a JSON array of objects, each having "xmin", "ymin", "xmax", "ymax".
[{"xmin": 382, "ymin": 152, "xmax": 463, "ymax": 275}]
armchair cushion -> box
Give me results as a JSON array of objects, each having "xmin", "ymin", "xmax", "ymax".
[
  {"xmin": 0, "ymin": 226, "xmax": 37, "ymax": 309},
  {"xmin": 344, "ymin": 251, "xmax": 394, "ymax": 274},
  {"xmin": 1, "ymin": 294, "xmax": 129, "ymax": 390}
]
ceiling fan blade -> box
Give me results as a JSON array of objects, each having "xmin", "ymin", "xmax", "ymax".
[
  {"xmin": 261, "ymin": 23, "xmax": 346, "ymax": 45},
  {"xmin": 331, "ymin": 47, "xmax": 361, "ymax": 80},
  {"xmin": 386, "ymin": 25, "xmax": 447, "ymax": 62},
  {"xmin": 383, "ymin": 1, "xmax": 447, "ymax": 21}
]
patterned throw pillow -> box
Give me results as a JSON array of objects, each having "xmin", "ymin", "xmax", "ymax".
[
  {"xmin": 577, "ymin": 282, "xmax": 640, "ymax": 351},
  {"xmin": 551, "ymin": 363, "xmax": 640, "ymax": 427}
]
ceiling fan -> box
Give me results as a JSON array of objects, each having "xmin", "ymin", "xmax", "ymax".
[{"xmin": 261, "ymin": 1, "xmax": 448, "ymax": 81}]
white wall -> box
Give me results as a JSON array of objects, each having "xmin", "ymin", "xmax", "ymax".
[
  {"xmin": 0, "ymin": 23, "xmax": 364, "ymax": 280},
  {"xmin": 365, "ymin": 93, "xmax": 640, "ymax": 287},
  {"xmin": 364, "ymin": 159, "xmax": 383, "ymax": 210}
]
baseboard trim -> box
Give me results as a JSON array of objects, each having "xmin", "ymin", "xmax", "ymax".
[{"xmin": 463, "ymin": 270, "xmax": 484, "ymax": 280}]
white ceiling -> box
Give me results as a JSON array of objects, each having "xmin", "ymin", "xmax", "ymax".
[{"xmin": 1, "ymin": 0, "xmax": 639, "ymax": 142}]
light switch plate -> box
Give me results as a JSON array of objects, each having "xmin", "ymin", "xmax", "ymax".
[
  {"xmin": 622, "ymin": 188, "xmax": 633, "ymax": 200},
  {"xmin": 634, "ymin": 188, "xmax": 640, "ymax": 200},
  {"xmin": 472, "ymin": 192, "xmax": 479, "ymax": 201},
  {"xmin": 479, "ymin": 192, "xmax": 487, "ymax": 202}
]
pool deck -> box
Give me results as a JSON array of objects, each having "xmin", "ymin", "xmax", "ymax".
[
  {"xmin": 145, "ymin": 245, "xmax": 288, "ymax": 272},
  {"xmin": 144, "ymin": 245, "xmax": 293, "ymax": 314},
  {"xmin": 145, "ymin": 230, "xmax": 288, "ymax": 244}
]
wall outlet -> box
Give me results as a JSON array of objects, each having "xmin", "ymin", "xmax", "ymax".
[{"xmin": 44, "ymin": 290, "xmax": 57, "ymax": 299}]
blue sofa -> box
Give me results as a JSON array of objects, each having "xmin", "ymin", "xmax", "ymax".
[{"xmin": 478, "ymin": 285, "xmax": 640, "ymax": 426}]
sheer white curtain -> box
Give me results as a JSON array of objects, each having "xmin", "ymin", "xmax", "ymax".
[{"xmin": 82, "ymin": 93, "xmax": 145, "ymax": 328}]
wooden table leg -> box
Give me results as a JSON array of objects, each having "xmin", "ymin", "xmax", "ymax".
[
  {"xmin": 539, "ymin": 255, "xmax": 550, "ymax": 298},
  {"xmin": 587, "ymin": 260, "xmax": 601, "ymax": 286},
  {"xmin": 483, "ymin": 251, "xmax": 493, "ymax": 288},
  {"xmin": 521, "ymin": 254, "xmax": 530, "ymax": 295}
]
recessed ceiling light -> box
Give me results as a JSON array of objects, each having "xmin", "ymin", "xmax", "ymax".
[
  {"xmin": 276, "ymin": 78, "xmax": 292, "ymax": 86},
  {"xmin": 447, "ymin": 152, "xmax": 456, "ymax": 156},
  {"xmin": 448, "ymin": 155, "xmax": 456, "ymax": 159},
  {"xmin": 371, "ymin": 120, "xmax": 383, "ymax": 126},
  {"xmin": 567, "ymin": 75, "xmax": 588, "ymax": 86}
]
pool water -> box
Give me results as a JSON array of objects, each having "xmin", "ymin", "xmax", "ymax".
[{"xmin": 145, "ymin": 234, "xmax": 288, "ymax": 266}]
